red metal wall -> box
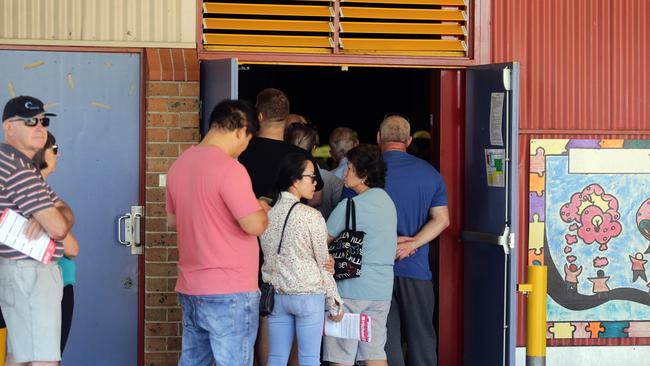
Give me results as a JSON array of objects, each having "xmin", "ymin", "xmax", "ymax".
[{"xmin": 491, "ymin": 0, "xmax": 650, "ymax": 346}]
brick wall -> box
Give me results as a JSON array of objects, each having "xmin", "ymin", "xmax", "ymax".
[{"xmin": 144, "ymin": 48, "xmax": 199, "ymax": 366}]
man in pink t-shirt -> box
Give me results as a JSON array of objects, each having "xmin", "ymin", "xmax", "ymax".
[{"xmin": 166, "ymin": 100, "xmax": 269, "ymax": 366}]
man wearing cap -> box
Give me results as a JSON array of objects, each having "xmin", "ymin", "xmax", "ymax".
[
  {"xmin": 0, "ymin": 96, "xmax": 74, "ymax": 366},
  {"xmin": 378, "ymin": 115, "xmax": 450, "ymax": 366}
]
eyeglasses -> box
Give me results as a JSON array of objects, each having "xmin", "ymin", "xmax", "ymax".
[
  {"xmin": 301, "ymin": 173, "xmax": 317, "ymax": 183},
  {"xmin": 50, "ymin": 144, "xmax": 59, "ymax": 155},
  {"xmin": 10, "ymin": 117, "xmax": 50, "ymax": 127}
]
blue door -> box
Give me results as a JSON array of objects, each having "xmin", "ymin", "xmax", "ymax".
[
  {"xmin": 200, "ymin": 58, "xmax": 238, "ymax": 136},
  {"xmin": 463, "ymin": 63, "xmax": 520, "ymax": 366},
  {"xmin": 0, "ymin": 50, "xmax": 141, "ymax": 365}
]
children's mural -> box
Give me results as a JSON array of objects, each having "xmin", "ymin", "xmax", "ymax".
[{"xmin": 529, "ymin": 139, "xmax": 650, "ymax": 340}]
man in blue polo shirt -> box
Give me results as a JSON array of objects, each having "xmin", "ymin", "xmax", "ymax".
[{"xmin": 379, "ymin": 115, "xmax": 450, "ymax": 366}]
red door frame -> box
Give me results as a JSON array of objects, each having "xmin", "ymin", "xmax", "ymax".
[{"xmin": 438, "ymin": 69, "xmax": 466, "ymax": 366}]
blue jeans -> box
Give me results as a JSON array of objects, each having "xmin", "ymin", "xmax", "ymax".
[
  {"xmin": 178, "ymin": 291, "xmax": 259, "ymax": 366},
  {"xmin": 267, "ymin": 293, "xmax": 325, "ymax": 366}
]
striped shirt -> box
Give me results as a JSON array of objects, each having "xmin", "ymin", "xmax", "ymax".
[{"xmin": 0, "ymin": 143, "xmax": 64, "ymax": 261}]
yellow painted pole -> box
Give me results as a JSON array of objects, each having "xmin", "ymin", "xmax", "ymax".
[
  {"xmin": 518, "ymin": 265, "xmax": 547, "ymax": 366},
  {"xmin": 0, "ymin": 326, "xmax": 6, "ymax": 366}
]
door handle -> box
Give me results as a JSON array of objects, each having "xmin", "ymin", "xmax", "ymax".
[
  {"xmin": 116, "ymin": 206, "xmax": 144, "ymax": 255},
  {"xmin": 462, "ymin": 225, "xmax": 513, "ymax": 254},
  {"xmin": 117, "ymin": 214, "xmax": 132, "ymax": 246},
  {"xmin": 131, "ymin": 206, "xmax": 144, "ymax": 255}
]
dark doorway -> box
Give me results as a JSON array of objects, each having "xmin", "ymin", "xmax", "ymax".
[
  {"xmin": 238, "ymin": 65, "xmax": 439, "ymax": 163},
  {"xmin": 238, "ymin": 64, "xmax": 443, "ymax": 346}
]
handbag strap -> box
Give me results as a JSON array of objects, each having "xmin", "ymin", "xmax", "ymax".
[
  {"xmin": 345, "ymin": 198, "xmax": 356, "ymax": 231},
  {"xmin": 268, "ymin": 200, "xmax": 300, "ymax": 287},
  {"xmin": 277, "ymin": 201, "xmax": 300, "ymax": 254}
]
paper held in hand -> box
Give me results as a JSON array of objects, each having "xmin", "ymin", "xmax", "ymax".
[
  {"xmin": 0, "ymin": 208, "xmax": 56, "ymax": 263},
  {"xmin": 324, "ymin": 313, "xmax": 371, "ymax": 343}
]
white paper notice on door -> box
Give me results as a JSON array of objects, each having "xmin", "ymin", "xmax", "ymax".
[
  {"xmin": 489, "ymin": 92, "xmax": 505, "ymax": 146},
  {"xmin": 485, "ymin": 149, "xmax": 506, "ymax": 187},
  {"xmin": 0, "ymin": 208, "xmax": 56, "ymax": 263},
  {"xmin": 324, "ymin": 313, "xmax": 372, "ymax": 342}
]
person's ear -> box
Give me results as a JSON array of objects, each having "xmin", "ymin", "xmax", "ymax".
[
  {"xmin": 257, "ymin": 112, "xmax": 264, "ymax": 126},
  {"xmin": 236, "ymin": 126, "xmax": 248, "ymax": 140},
  {"xmin": 405, "ymin": 136, "xmax": 413, "ymax": 147},
  {"xmin": 376, "ymin": 131, "xmax": 381, "ymax": 145},
  {"xmin": 3, "ymin": 121, "xmax": 13, "ymax": 137}
]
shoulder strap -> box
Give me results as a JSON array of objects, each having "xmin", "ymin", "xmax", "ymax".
[
  {"xmin": 345, "ymin": 198, "xmax": 357, "ymax": 231},
  {"xmin": 277, "ymin": 201, "xmax": 300, "ymax": 254}
]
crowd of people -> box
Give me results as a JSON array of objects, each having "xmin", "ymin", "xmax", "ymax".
[
  {"xmin": 166, "ymin": 88, "xmax": 450, "ymax": 366},
  {"xmin": 0, "ymin": 89, "xmax": 448, "ymax": 366}
]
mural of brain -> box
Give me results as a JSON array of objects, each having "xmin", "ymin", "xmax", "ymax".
[
  {"xmin": 577, "ymin": 205, "xmax": 622, "ymax": 245},
  {"xmin": 560, "ymin": 184, "xmax": 620, "ymax": 224}
]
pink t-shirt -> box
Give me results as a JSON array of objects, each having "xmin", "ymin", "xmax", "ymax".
[{"xmin": 166, "ymin": 146, "xmax": 261, "ymax": 295}]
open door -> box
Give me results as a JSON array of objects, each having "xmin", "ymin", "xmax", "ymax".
[
  {"xmin": 200, "ymin": 58, "xmax": 238, "ymax": 136},
  {"xmin": 0, "ymin": 50, "xmax": 142, "ymax": 366},
  {"xmin": 462, "ymin": 63, "xmax": 520, "ymax": 366}
]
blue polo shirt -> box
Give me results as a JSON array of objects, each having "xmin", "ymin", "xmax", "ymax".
[{"xmin": 383, "ymin": 150, "xmax": 448, "ymax": 280}]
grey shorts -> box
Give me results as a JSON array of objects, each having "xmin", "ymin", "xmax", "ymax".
[
  {"xmin": 0, "ymin": 258, "xmax": 63, "ymax": 362},
  {"xmin": 322, "ymin": 298, "xmax": 391, "ymax": 364}
]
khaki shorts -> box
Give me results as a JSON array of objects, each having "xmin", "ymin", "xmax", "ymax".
[
  {"xmin": 323, "ymin": 298, "xmax": 391, "ymax": 364},
  {"xmin": 0, "ymin": 258, "xmax": 63, "ymax": 362}
]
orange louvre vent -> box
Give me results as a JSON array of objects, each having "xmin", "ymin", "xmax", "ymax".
[{"xmin": 202, "ymin": 0, "xmax": 469, "ymax": 57}]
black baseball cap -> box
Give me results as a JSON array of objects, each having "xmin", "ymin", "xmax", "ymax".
[{"xmin": 2, "ymin": 96, "xmax": 56, "ymax": 122}]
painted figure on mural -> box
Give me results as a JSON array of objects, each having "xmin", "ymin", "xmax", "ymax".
[
  {"xmin": 588, "ymin": 270, "xmax": 611, "ymax": 295},
  {"xmin": 629, "ymin": 252, "xmax": 648, "ymax": 283},
  {"xmin": 563, "ymin": 263, "xmax": 583, "ymax": 291}
]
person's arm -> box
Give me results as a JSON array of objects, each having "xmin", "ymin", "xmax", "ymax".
[
  {"xmin": 28, "ymin": 206, "xmax": 71, "ymax": 241},
  {"xmin": 310, "ymin": 213, "xmax": 343, "ymax": 320},
  {"xmin": 396, "ymin": 205, "xmax": 450, "ymax": 260},
  {"xmin": 238, "ymin": 209, "xmax": 268, "ymax": 236},
  {"xmin": 167, "ymin": 213, "xmax": 176, "ymax": 229},
  {"xmin": 55, "ymin": 200, "xmax": 75, "ymax": 227},
  {"xmin": 62, "ymin": 232, "xmax": 80, "ymax": 258}
]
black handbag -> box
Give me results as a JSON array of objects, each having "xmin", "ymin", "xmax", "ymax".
[
  {"xmin": 259, "ymin": 201, "xmax": 300, "ymax": 316},
  {"xmin": 329, "ymin": 198, "xmax": 366, "ymax": 280}
]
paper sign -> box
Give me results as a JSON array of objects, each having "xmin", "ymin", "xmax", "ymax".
[
  {"xmin": 0, "ymin": 208, "xmax": 56, "ymax": 263},
  {"xmin": 485, "ymin": 149, "xmax": 506, "ymax": 187},
  {"xmin": 324, "ymin": 313, "xmax": 371, "ymax": 342},
  {"xmin": 489, "ymin": 92, "xmax": 505, "ymax": 146}
]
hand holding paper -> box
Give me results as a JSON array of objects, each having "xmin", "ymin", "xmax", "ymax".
[
  {"xmin": 324, "ymin": 313, "xmax": 371, "ymax": 343},
  {"xmin": 0, "ymin": 209, "xmax": 56, "ymax": 263}
]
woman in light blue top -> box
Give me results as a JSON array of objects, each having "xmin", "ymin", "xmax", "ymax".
[
  {"xmin": 323, "ymin": 144, "xmax": 397, "ymax": 366},
  {"xmin": 33, "ymin": 132, "xmax": 79, "ymax": 354}
]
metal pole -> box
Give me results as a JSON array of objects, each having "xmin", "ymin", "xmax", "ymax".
[
  {"xmin": 518, "ymin": 265, "xmax": 547, "ymax": 366},
  {"xmin": 0, "ymin": 326, "xmax": 6, "ymax": 366}
]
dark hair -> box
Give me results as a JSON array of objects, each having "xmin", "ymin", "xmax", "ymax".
[
  {"xmin": 208, "ymin": 99, "xmax": 259, "ymax": 135},
  {"xmin": 347, "ymin": 144, "xmax": 386, "ymax": 189},
  {"xmin": 33, "ymin": 131, "xmax": 56, "ymax": 170},
  {"xmin": 285, "ymin": 123, "xmax": 319, "ymax": 152},
  {"xmin": 256, "ymin": 88, "xmax": 289, "ymax": 123},
  {"xmin": 272, "ymin": 153, "xmax": 310, "ymax": 204}
]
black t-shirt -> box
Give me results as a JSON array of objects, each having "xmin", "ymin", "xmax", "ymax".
[{"xmin": 239, "ymin": 137, "xmax": 324, "ymax": 199}]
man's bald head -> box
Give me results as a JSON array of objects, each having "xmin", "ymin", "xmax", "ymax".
[{"xmin": 378, "ymin": 115, "xmax": 411, "ymax": 145}]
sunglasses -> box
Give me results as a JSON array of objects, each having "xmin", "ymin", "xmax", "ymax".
[
  {"xmin": 50, "ymin": 144, "xmax": 59, "ymax": 155},
  {"xmin": 10, "ymin": 117, "xmax": 50, "ymax": 127},
  {"xmin": 301, "ymin": 173, "xmax": 317, "ymax": 183}
]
